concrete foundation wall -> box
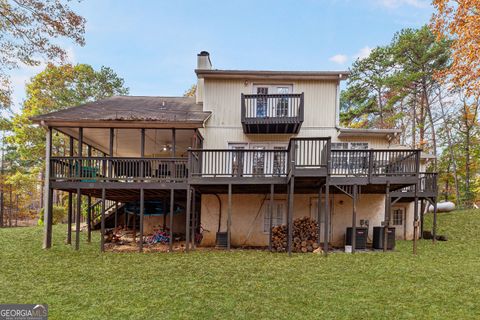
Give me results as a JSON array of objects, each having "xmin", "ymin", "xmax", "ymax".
[
  {"xmin": 142, "ymin": 213, "xmax": 186, "ymax": 235},
  {"xmin": 200, "ymin": 193, "xmax": 416, "ymax": 247}
]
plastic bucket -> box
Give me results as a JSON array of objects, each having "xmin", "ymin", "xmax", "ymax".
[{"xmin": 345, "ymin": 245, "xmax": 352, "ymax": 253}]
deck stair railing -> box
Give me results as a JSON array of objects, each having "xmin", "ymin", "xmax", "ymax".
[{"xmin": 90, "ymin": 199, "xmax": 117, "ymax": 225}]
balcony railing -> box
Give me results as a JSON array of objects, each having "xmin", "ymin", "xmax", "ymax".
[
  {"xmin": 241, "ymin": 93, "xmax": 304, "ymax": 134},
  {"xmin": 50, "ymin": 157, "xmax": 188, "ymax": 183}
]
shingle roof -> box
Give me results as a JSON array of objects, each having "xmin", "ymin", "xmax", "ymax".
[{"xmin": 32, "ymin": 96, "xmax": 211, "ymax": 125}]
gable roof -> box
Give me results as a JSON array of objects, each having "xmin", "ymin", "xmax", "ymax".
[{"xmin": 32, "ymin": 96, "xmax": 211, "ymax": 128}]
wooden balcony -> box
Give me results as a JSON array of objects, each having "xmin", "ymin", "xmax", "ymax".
[{"xmin": 241, "ymin": 93, "xmax": 304, "ymax": 134}]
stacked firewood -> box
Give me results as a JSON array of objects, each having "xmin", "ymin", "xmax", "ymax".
[{"xmin": 271, "ymin": 217, "xmax": 320, "ymax": 253}]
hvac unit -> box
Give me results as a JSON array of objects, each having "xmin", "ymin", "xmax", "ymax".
[
  {"xmin": 345, "ymin": 227, "xmax": 368, "ymax": 250},
  {"xmin": 373, "ymin": 227, "xmax": 396, "ymax": 250}
]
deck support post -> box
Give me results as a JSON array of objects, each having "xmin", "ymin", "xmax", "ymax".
[
  {"xmin": 186, "ymin": 186, "xmax": 192, "ymax": 252},
  {"xmin": 269, "ymin": 184, "xmax": 274, "ymax": 251},
  {"xmin": 323, "ymin": 177, "xmax": 330, "ymax": 256},
  {"xmin": 227, "ymin": 184, "xmax": 232, "ymax": 250},
  {"xmin": 191, "ymin": 187, "xmax": 196, "ymax": 249},
  {"xmin": 86, "ymin": 145, "xmax": 92, "ymax": 243},
  {"xmin": 169, "ymin": 189, "xmax": 174, "ymax": 252},
  {"xmin": 75, "ymin": 187, "xmax": 81, "ymax": 250},
  {"xmin": 352, "ymin": 184, "xmax": 358, "ymax": 253},
  {"xmin": 420, "ymin": 199, "xmax": 425, "ymax": 239},
  {"xmin": 132, "ymin": 203, "xmax": 136, "ymax": 243},
  {"xmin": 86, "ymin": 195, "xmax": 92, "ymax": 243},
  {"xmin": 114, "ymin": 201, "xmax": 118, "ymax": 229},
  {"xmin": 432, "ymin": 198, "xmax": 438, "ymax": 244},
  {"xmin": 317, "ymin": 185, "xmax": 322, "ymax": 245},
  {"xmin": 43, "ymin": 127, "xmax": 53, "ymax": 249},
  {"xmin": 67, "ymin": 192, "xmax": 73, "ymax": 245},
  {"xmin": 162, "ymin": 196, "xmax": 167, "ymax": 230},
  {"xmin": 66, "ymin": 136, "xmax": 74, "ymax": 245},
  {"xmin": 100, "ymin": 188, "xmax": 106, "ymax": 252},
  {"xmin": 413, "ymin": 183, "xmax": 419, "ymax": 255},
  {"xmin": 139, "ymin": 188, "xmax": 144, "ymax": 252},
  {"xmin": 383, "ymin": 182, "xmax": 390, "ymax": 252},
  {"xmin": 287, "ymin": 176, "xmax": 294, "ymax": 256},
  {"xmin": 74, "ymin": 127, "xmax": 83, "ymax": 250}
]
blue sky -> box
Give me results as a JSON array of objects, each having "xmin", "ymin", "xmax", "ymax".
[{"xmin": 10, "ymin": 0, "xmax": 434, "ymax": 111}]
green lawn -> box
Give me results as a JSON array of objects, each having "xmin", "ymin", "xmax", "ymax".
[{"xmin": 1, "ymin": 210, "xmax": 480, "ymax": 319}]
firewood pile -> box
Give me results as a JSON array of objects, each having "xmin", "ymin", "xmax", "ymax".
[{"xmin": 271, "ymin": 217, "xmax": 321, "ymax": 253}]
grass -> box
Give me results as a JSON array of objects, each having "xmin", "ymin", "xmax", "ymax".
[{"xmin": 1, "ymin": 210, "xmax": 480, "ymax": 319}]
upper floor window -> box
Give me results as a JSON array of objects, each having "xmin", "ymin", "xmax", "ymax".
[{"xmin": 332, "ymin": 142, "xmax": 369, "ymax": 150}]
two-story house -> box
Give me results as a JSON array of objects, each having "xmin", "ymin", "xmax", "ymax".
[{"xmin": 34, "ymin": 51, "xmax": 438, "ymax": 254}]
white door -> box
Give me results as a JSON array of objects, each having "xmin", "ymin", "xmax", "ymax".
[
  {"xmin": 391, "ymin": 207, "xmax": 406, "ymax": 240},
  {"xmin": 250, "ymin": 144, "xmax": 266, "ymax": 177},
  {"xmin": 229, "ymin": 143, "xmax": 247, "ymax": 177},
  {"xmin": 275, "ymin": 86, "xmax": 291, "ymax": 117}
]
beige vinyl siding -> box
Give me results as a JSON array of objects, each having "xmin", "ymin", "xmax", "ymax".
[{"xmin": 201, "ymin": 78, "xmax": 390, "ymax": 149}]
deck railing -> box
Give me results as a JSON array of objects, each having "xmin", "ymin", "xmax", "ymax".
[
  {"xmin": 330, "ymin": 149, "xmax": 420, "ymax": 177},
  {"xmin": 289, "ymin": 137, "xmax": 330, "ymax": 169},
  {"xmin": 50, "ymin": 157, "xmax": 188, "ymax": 182},
  {"xmin": 394, "ymin": 172, "xmax": 438, "ymax": 193},
  {"xmin": 189, "ymin": 149, "xmax": 289, "ymax": 178},
  {"xmin": 50, "ymin": 141, "xmax": 422, "ymax": 183}
]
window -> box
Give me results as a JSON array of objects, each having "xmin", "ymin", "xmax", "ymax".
[
  {"xmin": 273, "ymin": 146, "xmax": 287, "ymax": 176},
  {"xmin": 263, "ymin": 201, "xmax": 286, "ymax": 232},
  {"xmin": 392, "ymin": 208, "xmax": 404, "ymax": 226},
  {"xmin": 331, "ymin": 142, "xmax": 349, "ymax": 150},
  {"xmin": 350, "ymin": 142, "xmax": 369, "ymax": 150},
  {"xmin": 331, "ymin": 142, "xmax": 369, "ymax": 173}
]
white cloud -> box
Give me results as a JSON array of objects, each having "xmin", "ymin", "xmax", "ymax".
[
  {"xmin": 329, "ymin": 54, "xmax": 348, "ymax": 65},
  {"xmin": 377, "ymin": 0, "xmax": 428, "ymax": 8},
  {"xmin": 354, "ymin": 46, "xmax": 373, "ymax": 60}
]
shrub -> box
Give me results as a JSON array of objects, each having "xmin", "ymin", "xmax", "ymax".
[{"xmin": 37, "ymin": 205, "xmax": 67, "ymax": 225}]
